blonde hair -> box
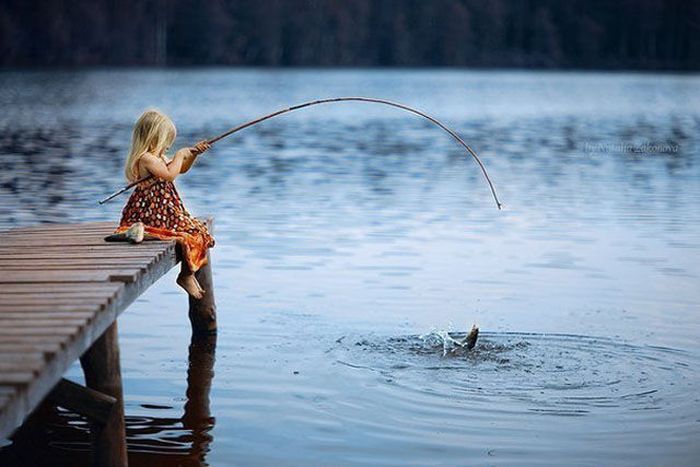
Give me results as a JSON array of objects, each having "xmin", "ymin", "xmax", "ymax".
[{"xmin": 124, "ymin": 109, "xmax": 177, "ymax": 182}]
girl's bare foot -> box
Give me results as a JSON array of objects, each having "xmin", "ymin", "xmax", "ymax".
[
  {"xmin": 196, "ymin": 281, "xmax": 206, "ymax": 295},
  {"xmin": 177, "ymin": 273, "xmax": 203, "ymax": 299},
  {"xmin": 193, "ymin": 275, "xmax": 206, "ymax": 295}
]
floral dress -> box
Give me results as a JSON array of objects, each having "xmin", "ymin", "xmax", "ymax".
[{"xmin": 116, "ymin": 177, "xmax": 215, "ymax": 272}]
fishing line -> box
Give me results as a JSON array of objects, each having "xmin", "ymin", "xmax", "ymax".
[{"xmin": 99, "ymin": 97, "xmax": 502, "ymax": 209}]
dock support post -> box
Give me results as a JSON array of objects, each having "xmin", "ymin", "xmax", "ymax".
[
  {"xmin": 79, "ymin": 322, "xmax": 128, "ymax": 467},
  {"xmin": 188, "ymin": 218, "xmax": 217, "ymax": 335},
  {"xmin": 47, "ymin": 378, "xmax": 117, "ymax": 425},
  {"xmin": 188, "ymin": 250, "xmax": 217, "ymax": 334}
]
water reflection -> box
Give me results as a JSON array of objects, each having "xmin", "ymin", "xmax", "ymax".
[
  {"xmin": 0, "ymin": 334, "xmax": 217, "ymax": 467},
  {"xmin": 1, "ymin": 69, "xmax": 699, "ymax": 465}
]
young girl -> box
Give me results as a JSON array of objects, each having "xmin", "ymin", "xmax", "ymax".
[{"xmin": 115, "ymin": 109, "xmax": 215, "ymax": 298}]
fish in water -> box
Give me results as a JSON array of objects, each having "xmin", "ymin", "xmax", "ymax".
[
  {"xmin": 460, "ymin": 324, "xmax": 479, "ymax": 350},
  {"xmin": 424, "ymin": 324, "xmax": 479, "ymax": 356}
]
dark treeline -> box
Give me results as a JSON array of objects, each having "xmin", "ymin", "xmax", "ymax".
[{"xmin": 1, "ymin": 0, "xmax": 698, "ymax": 70}]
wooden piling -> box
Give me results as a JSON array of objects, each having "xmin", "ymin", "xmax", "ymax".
[
  {"xmin": 79, "ymin": 322, "xmax": 128, "ymax": 467},
  {"xmin": 188, "ymin": 252, "xmax": 217, "ymax": 334},
  {"xmin": 188, "ymin": 219, "xmax": 217, "ymax": 335},
  {"xmin": 47, "ymin": 378, "xmax": 117, "ymax": 425}
]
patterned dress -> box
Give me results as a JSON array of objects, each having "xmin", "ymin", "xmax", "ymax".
[{"xmin": 116, "ymin": 178, "xmax": 215, "ymax": 272}]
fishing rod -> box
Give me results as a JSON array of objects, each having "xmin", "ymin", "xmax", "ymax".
[{"xmin": 99, "ymin": 97, "xmax": 502, "ymax": 209}]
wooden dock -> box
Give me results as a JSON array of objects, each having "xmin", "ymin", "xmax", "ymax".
[{"xmin": 0, "ymin": 220, "xmax": 216, "ymax": 466}]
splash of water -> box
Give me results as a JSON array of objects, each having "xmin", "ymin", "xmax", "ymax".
[{"xmin": 419, "ymin": 324, "xmax": 478, "ymax": 356}]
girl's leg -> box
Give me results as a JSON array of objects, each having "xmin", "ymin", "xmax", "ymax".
[
  {"xmin": 185, "ymin": 261, "xmax": 205, "ymax": 293},
  {"xmin": 176, "ymin": 261, "xmax": 204, "ymax": 299}
]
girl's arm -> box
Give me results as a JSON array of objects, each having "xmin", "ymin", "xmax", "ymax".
[
  {"xmin": 140, "ymin": 149, "xmax": 189, "ymax": 182},
  {"xmin": 180, "ymin": 141, "xmax": 211, "ymax": 174}
]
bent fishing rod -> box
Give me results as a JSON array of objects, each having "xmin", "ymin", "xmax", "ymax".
[{"xmin": 99, "ymin": 97, "xmax": 502, "ymax": 209}]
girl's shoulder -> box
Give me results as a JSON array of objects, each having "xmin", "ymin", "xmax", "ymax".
[
  {"xmin": 135, "ymin": 152, "xmax": 162, "ymax": 178},
  {"xmin": 138, "ymin": 152, "xmax": 168, "ymax": 164}
]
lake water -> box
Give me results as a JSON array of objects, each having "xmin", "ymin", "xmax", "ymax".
[{"xmin": 0, "ymin": 69, "xmax": 699, "ymax": 466}]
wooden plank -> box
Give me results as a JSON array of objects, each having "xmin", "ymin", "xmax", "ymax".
[
  {"xmin": 0, "ymin": 283, "xmax": 122, "ymax": 294},
  {"xmin": 1, "ymin": 232, "xmax": 120, "ymax": 239},
  {"xmin": 0, "ymin": 233, "xmax": 165, "ymax": 240},
  {"xmin": 0, "ymin": 319, "xmax": 89, "ymax": 327},
  {"xmin": 2, "ymin": 265, "xmax": 149, "ymax": 272},
  {"xmin": 0, "ymin": 334, "xmax": 70, "ymax": 342},
  {"xmin": 0, "ymin": 327, "xmax": 81, "ymax": 336},
  {"xmin": 1, "ymin": 296, "xmax": 113, "ymax": 304},
  {"xmin": 0, "ymin": 342, "xmax": 62, "ymax": 354},
  {"xmin": 0, "ymin": 244, "xmax": 170, "ymax": 251},
  {"xmin": 0, "ymin": 312, "xmax": 96, "ymax": 320},
  {"xmin": 0, "ymin": 337, "xmax": 71, "ymax": 353},
  {"xmin": 1, "ymin": 292, "xmax": 117, "ymax": 300},
  {"xmin": 2, "ymin": 262, "xmax": 149, "ymax": 269},
  {"xmin": 0, "ymin": 304, "xmax": 101, "ymax": 312},
  {"xmin": 0, "ymin": 237, "xmax": 170, "ymax": 243},
  {"xmin": 0, "ymin": 352, "xmax": 46, "ymax": 362},
  {"xmin": 0, "ymin": 293, "xmax": 108, "ymax": 301},
  {"xmin": 0, "ymin": 372, "xmax": 37, "ymax": 385},
  {"xmin": 0, "ymin": 361, "xmax": 43, "ymax": 374},
  {"xmin": 2, "ymin": 226, "xmax": 116, "ymax": 232},
  {"xmin": 0, "ymin": 293, "xmax": 114, "ymax": 302},
  {"xmin": 0, "ymin": 254, "xmax": 168, "ymax": 261},
  {"xmin": 1, "ymin": 235, "xmax": 143, "ymax": 243},
  {"xmin": 1, "ymin": 231, "xmax": 114, "ymax": 238},
  {"xmin": 1, "ymin": 237, "xmax": 160, "ymax": 245},
  {"xmin": 0, "ymin": 357, "xmax": 46, "ymax": 374},
  {"xmin": 2, "ymin": 255, "xmax": 156, "ymax": 262},
  {"xmin": 0, "ymin": 259, "xmax": 153, "ymax": 267},
  {"xmin": 0, "ymin": 288, "xmax": 117, "ymax": 297},
  {"xmin": 0, "ymin": 239, "xmax": 170, "ymax": 247},
  {"xmin": 0, "ymin": 270, "xmax": 141, "ymax": 284},
  {"xmin": 5, "ymin": 222, "xmax": 115, "ymax": 232},
  {"xmin": 1, "ymin": 232, "xmax": 114, "ymax": 238},
  {"xmin": 0, "ymin": 251, "xmax": 167, "ymax": 261},
  {"xmin": 0, "ymin": 230, "xmax": 168, "ymax": 239},
  {"xmin": 0, "ymin": 249, "xmax": 169, "ymax": 258},
  {"xmin": 0, "ymin": 297, "xmax": 111, "ymax": 306}
]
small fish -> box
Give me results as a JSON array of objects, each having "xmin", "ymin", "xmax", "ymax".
[{"xmin": 460, "ymin": 324, "xmax": 479, "ymax": 350}]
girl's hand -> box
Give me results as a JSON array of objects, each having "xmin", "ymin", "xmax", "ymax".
[
  {"xmin": 179, "ymin": 141, "xmax": 209, "ymax": 174},
  {"xmin": 191, "ymin": 141, "xmax": 211, "ymax": 156}
]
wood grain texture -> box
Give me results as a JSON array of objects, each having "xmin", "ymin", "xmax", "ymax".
[
  {"xmin": 80, "ymin": 322, "xmax": 127, "ymax": 466},
  {"xmin": 0, "ymin": 220, "xmax": 180, "ymax": 443}
]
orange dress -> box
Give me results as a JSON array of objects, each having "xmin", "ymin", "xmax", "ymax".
[{"xmin": 115, "ymin": 177, "xmax": 215, "ymax": 272}]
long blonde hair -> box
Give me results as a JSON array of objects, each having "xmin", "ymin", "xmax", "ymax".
[{"xmin": 124, "ymin": 109, "xmax": 177, "ymax": 182}]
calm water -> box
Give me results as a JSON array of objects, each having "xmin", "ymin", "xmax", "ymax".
[{"xmin": 0, "ymin": 69, "xmax": 699, "ymax": 466}]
